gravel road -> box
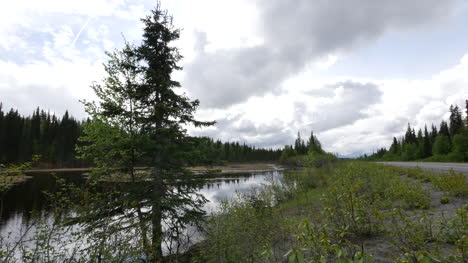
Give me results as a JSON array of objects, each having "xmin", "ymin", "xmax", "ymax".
[{"xmin": 377, "ymin": 161, "xmax": 468, "ymax": 175}]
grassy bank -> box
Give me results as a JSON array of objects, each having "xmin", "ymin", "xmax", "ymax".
[{"xmin": 190, "ymin": 161, "xmax": 467, "ymax": 262}]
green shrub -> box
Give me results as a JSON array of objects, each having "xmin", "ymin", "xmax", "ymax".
[
  {"xmin": 322, "ymin": 163, "xmax": 390, "ymax": 237},
  {"xmin": 389, "ymin": 209, "xmax": 440, "ymax": 261},
  {"xmin": 439, "ymin": 207, "xmax": 468, "ymax": 262},
  {"xmin": 280, "ymin": 152, "xmax": 338, "ymax": 168},
  {"xmin": 440, "ymin": 195, "xmax": 450, "ymax": 204},
  {"xmin": 285, "ymin": 219, "xmax": 369, "ymax": 263},
  {"xmin": 391, "ymin": 178, "xmax": 430, "ymax": 209},
  {"xmin": 405, "ymin": 167, "xmax": 433, "ymax": 182},
  {"xmin": 304, "ymin": 152, "xmax": 338, "ymax": 168},
  {"xmin": 432, "ymin": 170, "xmax": 468, "ymax": 197},
  {"xmin": 197, "ymin": 192, "xmax": 286, "ymax": 263}
]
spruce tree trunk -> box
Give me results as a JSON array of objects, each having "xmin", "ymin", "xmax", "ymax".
[{"xmin": 151, "ymin": 164, "xmax": 164, "ymax": 262}]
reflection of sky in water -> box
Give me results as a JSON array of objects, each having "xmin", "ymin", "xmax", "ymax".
[
  {"xmin": 1, "ymin": 171, "xmax": 283, "ymax": 232},
  {"xmin": 0, "ymin": 170, "xmax": 284, "ymax": 258},
  {"xmin": 199, "ymin": 171, "xmax": 282, "ymax": 213}
]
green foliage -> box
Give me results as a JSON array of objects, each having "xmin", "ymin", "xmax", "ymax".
[
  {"xmin": 283, "ymin": 168, "xmax": 328, "ymax": 193},
  {"xmin": 286, "ymin": 219, "xmax": 367, "ymax": 263},
  {"xmin": 449, "ymin": 105, "xmax": 464, "ymax": 136},
  {"xmin": 304, "ymin": 152, "xmax": 338, "ymax": 168},
  {"xmin": 280, "ymin": 145, "xmax": 298, "ymax": 163},
  {"xmin": 389, "ymin": 209, "xmax": 438, "ymax": 256},
  {"xmin": 307, "ymin": 131, "xmax": 324, "ymax": 155},
  {"xmin": 191, "ymin": 137, "xmax": 282, "ymax": 165},
  {"xmin": 197, "ymin": 191, "xmax": 286, "ymax": 263},
  {"xmin": 76, "ymin": 4, "xmax": 215, "ymax": 262},
  {"xmin": 439, "ymin": 195, "xmax": 450, "ymax": 204},
  {"xmin": 281, "ymin": 130, "xmax": 329, "ymax": 165},
  {"xmin": 452, "ymin": 133, "xmax": 468, "ymax": 161},
  {"xmin": 395, "ymin": 251, "xmax": 445, "ymax": 263},
  {"xmin": 279, "ymin": 152, "xmax": 338, "ymax": 168},
  {"xmin": 0, "ymin": 155, "xmax": 39, "ymax": 193},
  {"xmin": 432, "ymin": 170, "xmax": 468, "ymax": 197},
  {"xmin": 0, "ymin": 104, "xmax": 85, "ymax": 167},
  {"xmin": 77, "ymin": 119, "xmax": 143, "ymax": 173},
  {"xmin": 194, "ymin": 161, "xmax": 465, "ymax": 262},
  {"xmin": 323, "ymin": 167, "xmax": 384, "ymax": 236},
  {"xmin": 321, "ymin": 163, "xmax": 429, "ymax": 239},
  {"xmin": 433, "ymin": 135, "xmax": 451, "ymax": 155},
  {"xmin": 364, "ymin": 101, "xmax": 468, "ymax": 162},
  {"xmin": 400, "ymin": 166, "xmax": 467, "ymax": 198},
  {"xmin": 295, "ymin": 132, "xmax": 308, "ymax": 155},
  {"xmin": 439, "ymin": 207, "xmax": 467, "ymax": 262},
  {"xmin": 402, "ymin": 143, "xmax": 419, "ymax": 161}
]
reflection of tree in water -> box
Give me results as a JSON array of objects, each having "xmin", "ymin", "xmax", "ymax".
[{"xmin": 0, "ymin": 166, "xmax": 283, "ymax": 261}]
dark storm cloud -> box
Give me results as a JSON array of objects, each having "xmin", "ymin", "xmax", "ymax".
[{"xmin": 184, "ymin": 0, "xmax": 458, "ymax": 108}]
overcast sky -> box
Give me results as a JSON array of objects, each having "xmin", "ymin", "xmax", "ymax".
[{"xmin": 1, "ymin": 0, "xmax": 468, "ymax": 156}]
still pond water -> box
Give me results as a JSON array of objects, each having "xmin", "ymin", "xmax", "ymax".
[{"xmin": 0, "ymin": 170, "xmax": 284, "ymax": 236}]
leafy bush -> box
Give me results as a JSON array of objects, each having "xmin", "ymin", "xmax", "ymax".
[
  {"xmin": 432, "ymin": 170, "xmax": 468, "ymax": 197},
  {"xmin": 196, "ymin": 162, "xmax": 462, "ymax": 262},
  {"xmin": 440, "ymin": 195, "xmax": 450, "ymax": 204},
  {"xmin": 197, "ymin": 191, "xmax": 287, "ymax": 263},
  {"xmin": 304, "ymin": 152, "xmax": 339, "ymax": 168},
  {"xmin": 321, "ymin": 163, "xmax": 430, "ymax": 237},
  {"xmin": 322, "ymin": 163, "xmax": 389, "ymax": 236},
  {"xmin": 389, "ymin": 209, "xmax": 442, "ymax": 262},
  {"xmin": 285, "ymin": 219, "xmax": 368, "ymax": 263},
  {"xmin": 438, "ymin": 207, "xmax": 468, "ymax": 262},
  {"xmin": 280, "ymin": 152, "xmax": 338, "ymax": 168},
  {"xmin": 391, "ymin": 178, "xmax": 430, "ymax": 209}
]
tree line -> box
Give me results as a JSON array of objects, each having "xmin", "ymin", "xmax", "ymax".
[
  {"xmin": 192, "ymin": 137, "xmax": 282, "ymax": 165},
  {"xmin": 0, "ymin": 104, "xmax": 280, "ymax": 167},
  {"xmin": 280, "ymin": 131, "xmax": 325, "ymax": 161},
  {"xmin": 0, "ymin": 105, "xmax": 86, "ymax": 167},
  {"xmin": 363, "ymin": 101, "xmax": 468, "ymax": 162}
]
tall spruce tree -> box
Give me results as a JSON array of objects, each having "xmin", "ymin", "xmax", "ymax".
[
  {"xmin": 404, "ymin": 123, "xmax": 417, "ymax": 144},
  {"xmin": 449, "ymin": 105, "xmax": 463, "ymax": 136},
  {"xmin": 416, "ymin": 129, "xmax": 424, "ymax": 158},
  {"xmin": 423, "ymin": 125, "xmax": 432, "ymax": 158},
  {"xmin": 430, "ymin": 124, "xmax": 438, "ymax": 141},
  {"xmin": 307, "ymin": 131, "xmax": 323, "ymax": 154},
  {"xmin": 439, "ymin": 121, "xmax": 450, "ymax": 140},
  {"xmin": 389, "ymin": 137, "xmax": 399, "ymax": 154},
  {"xmin": 294, "ymin": 132, "xmax": 309, "ymax": 155},
  {"xmin": 465, "ymin": 100, "xmax": 468, "ymax": 126},
  {"xmin": 78, "ymin": 4, "xmax": 214, "ymax": 261},
  {"xmin": 0, "ymin": 103, "xmax": 4, "ymax": 163}
]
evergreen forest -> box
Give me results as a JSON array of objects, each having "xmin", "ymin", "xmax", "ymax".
[
  {"xmin": 363, "ymin": 101, "xmax": 468, "ymax": 162},
  {"xmin": 0, "ymin": 103, "xmax": 281, "ymax": 167},
  {"xmin": 0, "ymin": 2, "xmax": 466, "ymax": 262}
]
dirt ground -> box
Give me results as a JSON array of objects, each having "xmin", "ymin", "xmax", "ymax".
[{"xmin": 363, "ymin": 175, "xmax": 467, "ymax": 262}]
